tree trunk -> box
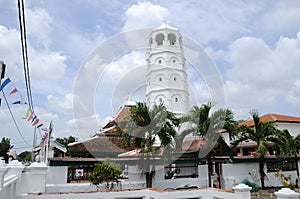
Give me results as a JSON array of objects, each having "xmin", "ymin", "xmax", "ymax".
[
  {"xmin": 146, "ymin": 171, "xmax": 152, "ymax": 188},
  {"xmin": 259, "ymin": 156, "xmax": 265, "ymax": 189},
  {"xmin": 208, "ymin": 155, "xmax": 212, "ymax": 187},
  {"xmin": 294, "ymin": 154, "xmax": 299, "ymax": 177},
  {"xmin": 145, "ymin": 155, "xmax": 153, "ymax": 188}
]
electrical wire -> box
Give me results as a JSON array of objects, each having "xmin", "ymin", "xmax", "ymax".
[
  {"xmin": 12, "ymin": 139, "xmax": 33, "ymax": 144},
  {"xmin": 1, "ymin": 91, "xmax": 31, "ymax": 146},
  {"xmin": 17, "ymin": 0, "xmax": 34, "ymax": 112}
]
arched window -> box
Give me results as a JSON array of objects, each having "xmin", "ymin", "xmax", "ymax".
[
  {"xmin": 155, "ymin": 33, "xmax": 164, "ymax": 45},
  {"xmin": 168, "ymin": 33, "xmax": 176, "ymax": 45},
  {"xmin": 173, "ymin": 77, "xmax": 177, "ymax": 81},
  {"xmin": 159, "ymin": 77, "xmax": 162, "ymax": 82},
  {"xmin": 175, "ymin": 97, "xmax": 178, "ymax": 102},
  {"xmin": 158, "ymin": 59, "xmax": 162, "ymax": 64}
]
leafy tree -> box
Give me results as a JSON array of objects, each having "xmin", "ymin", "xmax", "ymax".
[
  {"xmin": 88, "ymin": 159, "xmax": 122, "ymax": 189},
  {"xmin": 274, "ymin": 129, "xmax": 300, "ymax": 178},
  {"xmin": 0, "ymin": 137, "xmax": 13, "ymax": 163},
  {"xmin": 55, "ymin": 136, "xmax": 76, "ymax": 152},
  {"xmin": 231, "ymin": 111, "xmax": 278, "ymax": 189},
  {"xmin": 18, "ymin": 151, "xmax": 31, "ymax": 162},
  {"xmin": 120, "ymin": 102, "xmax": 179, "ymax": 188}
]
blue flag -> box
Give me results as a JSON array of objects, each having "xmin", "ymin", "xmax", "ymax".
[{"xmin": 0, "ymin": 77, "xmax": 11, "ymax": 92}]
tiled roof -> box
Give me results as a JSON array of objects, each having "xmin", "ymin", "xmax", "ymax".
[
  {"xmin": 241, "ymin": 113, "xmax": 300, "ymax": 127},
  {"xmin": 181, "ymin": 137, "xmax": 204, "ymax": 152},
  {"xmin": 103, "ymin": 105, "xmax": 132, "ymax": 130},
  {"xmin": 68, "ymin": 135, "xmax": 126, "ymax": 153}
]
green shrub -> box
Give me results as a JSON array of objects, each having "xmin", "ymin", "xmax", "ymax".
[{"xmin": 88, "ymin": 159, "xmax": 122, "ymax": 186}]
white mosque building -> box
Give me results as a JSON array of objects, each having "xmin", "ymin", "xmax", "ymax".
[{"xmin": 146, "ymin": 21, "xmax": 190, "ymax": 115}]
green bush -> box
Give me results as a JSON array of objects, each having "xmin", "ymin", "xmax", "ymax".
[{"xmin": 88, "ymin": 159, "xmax": 122, "ymax": 185}]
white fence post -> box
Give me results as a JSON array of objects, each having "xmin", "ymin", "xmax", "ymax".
[
  {"xmin": 0, "ymin": 164, "xmax": 8, "ymax": 199},
  {"xmin": 232, "ymin": 183, "xmax": 252, "ymax": 199},
  {"xmin": 274, "ymin": 188, "xmax": 299, "ymax": 199}
]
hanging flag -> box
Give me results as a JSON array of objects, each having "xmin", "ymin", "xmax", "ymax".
[
  {"xmin": 25, "ymin": 107, "xmax": 30, "ymax": 118},
  {"xmin": 9, "ymin": 88, "xmax": 17, "ymax": 95},
  {"xmin": 37, "ymin": 123, "xmax": 43, "ymax": 128},
  {"xmin": 12, "ymin": 100, "xmax": 27, "ymax": 105},
  {"xmin": 0, "ymin": 77, "xmax": 11, "ymax": 91},
  {"xmin": 40, "ymin": 133, "xmax": 48, "ymax": 147},
  {"xmin": 27, "ymin": 112, "xmax": 34, "ymax": 121},
  {"xmin": 31, "ymin": 115, "xmax": 37, "ymax": 123},
  {"xmin": 32, "ymin": 118, "xmax": 39, "ymax": 126},
  {"xmin": 41, "ymin": 127, "xmax": 48, "ymax": 132}
]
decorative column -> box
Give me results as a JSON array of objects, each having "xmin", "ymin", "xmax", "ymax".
[
  {"xmin": 233, "ymin": 183, "xmax": 252, "ymax": 199},
  {"xmin": 274, "ymin": 188, "xmax": 299, "ymax": 199}
]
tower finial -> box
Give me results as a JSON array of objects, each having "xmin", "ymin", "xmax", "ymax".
[
  {"xmin": 162, "ymin": 20, "xmax": 167, "ymax": 28},
  {"xmin": 126, "ymin": 93, "xmax": 131, "ymax": 101}
]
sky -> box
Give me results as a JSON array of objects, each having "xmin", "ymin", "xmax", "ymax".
[{"xmin": 1, "ymin": 0, "xmax": 300, "ymax": 153}]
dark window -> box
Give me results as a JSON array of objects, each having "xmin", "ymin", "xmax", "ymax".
[{"xmin": 267, "ymin": 161, "xmax": 297, "ymax": 172}]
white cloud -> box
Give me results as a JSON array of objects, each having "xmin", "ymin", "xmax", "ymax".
[
  {"xmin": 164, "ymin": 0, "xmax": 259, "ymax": 44},
  {"xmin": 47, "ymin": 93, "xmax": 73, "ymax": 113},
  {"xmin": 29, "ymin": 49, "xmax": 67, "ymax": 81},
  {"xmin": 261, "ymin": 1, "xmax": 300, "ymax": 33},
  {"xmin": 26, "ymin": 8, "xmax": 53, "ymax": 47},
  {"xmin": 122, "ymin": 1, "xmax": 169, "ymax": 31},
  {"xmin": 67, "ymin": 114, "xmax": 102, "ymax": 138},
  {"xmin": 223, "ymin": 29, "xmax": 300, "ymax": 118},
  {"xmin": 0, "ymin": 26, "xmax": 22, "ymax": 80},
  {"xmin": 287, "ymin": 79, "xmax": 300, "ymax": 111}
]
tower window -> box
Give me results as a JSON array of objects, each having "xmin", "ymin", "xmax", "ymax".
[
  {"xmin": 156, "ymin": 33, "xmax": 164, "ymax": 45},
  {"xmin": 168, "ymin": 33, "xmax": 176, "ymax": 45},
  {"xmin": 173, "ymin": 77, "xmax": 177, "ymax": 81},
  {"xmin": 173, "ymin": 60, "xmax": 176, "ymax": 63},
  {"xmin": 159, "ymin": 77, "xmax": 162, "ymax": 82},
  {"xmin": 159, "ymin": 98, "xmax": 163, "ymax": 103},
  {"xmin": 175, "ymin": 97, "xmax": 178, "ymax": 102},
  {"xmin": 158, "ymin": 60, "xmax": 162, "ymax": 64}
]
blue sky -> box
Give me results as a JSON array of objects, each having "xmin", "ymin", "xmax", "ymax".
[{"xmin": 1, "ymin": 0, "xmax": 300, "ymax": 152}]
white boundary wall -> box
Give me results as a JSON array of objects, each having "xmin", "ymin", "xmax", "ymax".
[
  {"xmin": 17, "ymin": 185, "xmax": 251, "ymax": 199},
  {"xmin": 222, "ymin": 162, "xmax": 298, "ymax": 189}
]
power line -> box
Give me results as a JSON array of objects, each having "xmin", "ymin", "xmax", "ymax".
[
  {"xmin": 12, "ymin": 139, "xmax": 33, "ymax": 144},
  {"xmin": 17, "ymin": 0, "xmax": 34, "ymax": 112},
  {"xmin": 1, "ymin": 90, "xmax": 31, "ymax": 146}
]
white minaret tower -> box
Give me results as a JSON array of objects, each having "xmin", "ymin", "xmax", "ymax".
[{"xmin": 146, "ymin": 22, "xmax": 189, "ymax": 115}]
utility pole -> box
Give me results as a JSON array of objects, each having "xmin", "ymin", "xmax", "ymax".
[
  {"xmin": 31, "ymin": 126, "xmax": 37, "ymax": 162},
  {"xmin": 0, "ymin": 61, "xmax": 6, "ymax": 106}
]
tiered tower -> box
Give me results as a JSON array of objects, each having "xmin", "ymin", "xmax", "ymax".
[{"xmin": 146, "ymin": 22, "xmax": 189, "ymax": 115}]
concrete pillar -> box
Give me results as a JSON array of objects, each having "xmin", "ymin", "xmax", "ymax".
[
  {"xmin": 0, "ymin": 159, "xmax": 8, "ymax": 199},
  {"xmin": 274, "ymin": 188, "xmax": 299, "ymax": 199},
  {"xmin": 6, "ymin": 160, "xmax": 24, "ymax": 177},
  {"xmin": 0, "ymin": 166, "xmax": 8, "ymax": 189},
  {"xmin": 233, "ymin": 183, "xmax": 252, "ymax": 199},
  {"xmin": 28, "ymin": 162, "xmax": 48, "ymax": 193},
  {"xmin": 18, "ymin": 162, "xmax": 48, "ymax": 194}
]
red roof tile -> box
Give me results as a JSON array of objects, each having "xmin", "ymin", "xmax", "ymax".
[{"xmin": 241, "ymin": 113, "xmax": 300, "ymax": 127}]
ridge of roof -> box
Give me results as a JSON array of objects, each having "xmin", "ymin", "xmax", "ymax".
[{"xmin": 242, "ymin": 113, "xmax": 300, "ymax": 126}]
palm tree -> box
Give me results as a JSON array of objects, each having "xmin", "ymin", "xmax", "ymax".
[
  {"xmin": 175, "ymin": 102, "xmax": 213, "ymax": 151},
  {"xmin": 176, "ymin": 102, "xmax": 237, "ymax": 186},
  {"xmin": 231, "ymin": 111, "xmax": 278, "ymax": 189},
  {"xmin": 274, "ymin": 129, "xmax": 300, "ymax": 178},
  {"xmin": 119, "ymin": 102, "xmax": 179, "ymax": 188}
]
